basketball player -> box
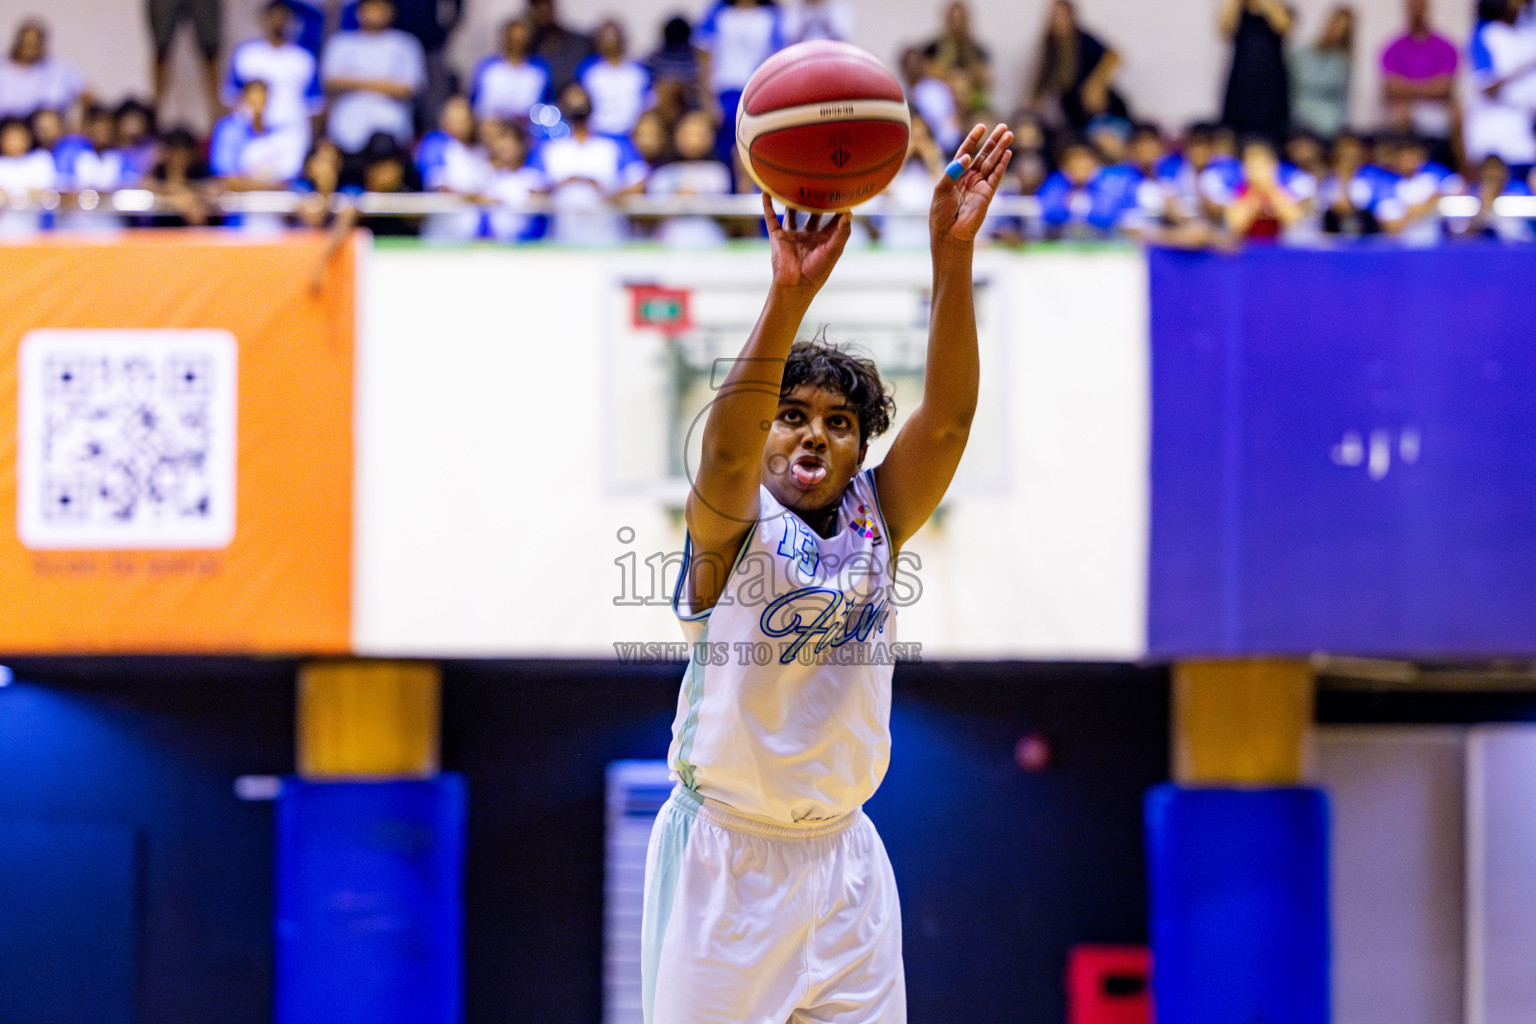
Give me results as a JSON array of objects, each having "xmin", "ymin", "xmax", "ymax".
[{"xmin": 642, "ymin": 121, "xmax": 1013, "ymax": 1023}]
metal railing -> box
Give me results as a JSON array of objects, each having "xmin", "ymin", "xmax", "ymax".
[{"xmin": 9, "ymin": 187, "xmax": 1535, "ymax": 224}]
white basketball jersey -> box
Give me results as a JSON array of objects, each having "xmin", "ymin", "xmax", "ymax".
[{"xmin": 668, "ymin": 469, "xmax": 899, "ymax": 824}]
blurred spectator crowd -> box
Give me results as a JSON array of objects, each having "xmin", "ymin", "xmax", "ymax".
[{"xmin": 1, "ymin": 0, "xmax": 1536, "ymax": 245}]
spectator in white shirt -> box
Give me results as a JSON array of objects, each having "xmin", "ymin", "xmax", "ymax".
[
  {"xmin": 418, "ymin": 94, "xmax": 492, "ymax": 241},
  {"xmin": 472, "ymin": 17, "xmax": 550, "ymax": 124},
  {"xmin": 579, "ymin": 20, "xmax": 651, "ymax": 139},
  {"xmin": 0, "ymin": 116, "xmax": 56, "ymax": 237},
  {"xmin": 901, "ymin": 45, "xmax": 961, "ymax": 152},
  {"xmin": 483, "ymin": 118, "xmax": 547, "ymax": 242},
  {"xmin": 782, "ymin": 0, "xmax": 855, "ymax": 44},
  {"xmin": 647, "ymin": 109, "xmax": 732, "ymax": 247},
  {"xmin": 322, "ymin": 0, "xmax": 426, "ymax": 153},
  {"xmin": 531, "ymin": 83, "xmax": 648, "ymax": 245},
  {"xmin": 0, "ymin": 19, "xmax": 87, "ymax": 120},
  {"xmin": 695, "ymin": 0, "xmax": 783, "ymax": 162},
  {"xmin": 1467, "ymin": 0, "xmax": 1536, "ymax": 174},
  {"xmin": 227, "ymin": 2, "xmax": 322, "ymax": 148},
  {"xmin": 874, "ymin": 111, "xmax": 944, "ymax": 248},
  {"xmin": 28, "ymin": 107, "xmax": 63, "ymax": 169}
]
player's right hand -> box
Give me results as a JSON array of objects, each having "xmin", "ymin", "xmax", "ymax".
[{"xmin": 762, "ymin": 192, "xmax": 852, "ymax": 295}]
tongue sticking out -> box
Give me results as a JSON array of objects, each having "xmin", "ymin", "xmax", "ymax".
[{"xmin": 791, "ymin": 461, "xmax": 827, "ymax": 488}]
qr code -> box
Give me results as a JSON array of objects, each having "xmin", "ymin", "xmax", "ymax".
[{"xmin": 17, "ymin": 330, "xmax": 237, "ymax": 550}]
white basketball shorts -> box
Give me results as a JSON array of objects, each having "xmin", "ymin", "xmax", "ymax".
[{"xmin": 640, "ymin": 786, "xmax": 905, "ymax": 1024}]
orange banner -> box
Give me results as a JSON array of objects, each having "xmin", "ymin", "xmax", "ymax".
[{"xmin": 0, "ymin": 232, "xmax": 354, "ymax": 654}]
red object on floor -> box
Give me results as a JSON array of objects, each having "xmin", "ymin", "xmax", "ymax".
[{"xmin": 1066, "ymin": 944, "xmax": 1152, "ymax": 1024}]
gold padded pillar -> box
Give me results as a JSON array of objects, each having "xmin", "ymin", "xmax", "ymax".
[
  {"xmin": 297, "ymin": 660, "xmax": 441, "ymax": 779},
  {"xmin": 1172, "ymin": 659, "xmax": 1314, "ymax": 785}
]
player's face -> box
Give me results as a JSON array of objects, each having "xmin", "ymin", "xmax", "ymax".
[{"xmin": 761, "ymin": 384, "xmax": 866, "ymax": 515}]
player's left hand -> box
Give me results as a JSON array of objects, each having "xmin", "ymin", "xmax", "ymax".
[{"xmin": 930, "ymin": 123, "xmax": 1014, "ymax": 247}]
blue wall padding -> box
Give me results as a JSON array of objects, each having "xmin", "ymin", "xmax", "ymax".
[
  {"xmin": 276, "ymin": 776, "xmax": 467, "ymax": 1024},
  {"xmin": 0, "ymin": 821, "xmax": 138, "ymax": 1024},
  {"xmin": 1148, "ymin": 245, "xmax": 1536, "ymax": 657},
  {"xmin": 1145, "ymin": 785, "xmax": 1330, "ymax": 1024}
]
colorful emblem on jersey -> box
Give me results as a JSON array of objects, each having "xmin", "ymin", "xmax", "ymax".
[{"xmin": 850, "ymin": 503, "xmax": 880, "ymax": 542}]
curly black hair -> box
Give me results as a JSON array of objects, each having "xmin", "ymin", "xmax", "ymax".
[{"xmin": 780, "ymin": 339, "xmax": 896, "ymax": 446}]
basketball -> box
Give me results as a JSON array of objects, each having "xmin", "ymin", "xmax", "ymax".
[{"xmin": 736, "ymin": 41, "xmax": 912, "ymax": 213}]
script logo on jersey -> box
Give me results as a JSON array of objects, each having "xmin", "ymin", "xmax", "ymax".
[{"xmin": 759, "ymin": 587, "xmax": 892, "ymax": 664}]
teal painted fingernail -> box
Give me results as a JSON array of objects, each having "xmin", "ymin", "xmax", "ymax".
[{"xmin": 945, "ymin": 159, "xmax": 965, "ymax": 180}]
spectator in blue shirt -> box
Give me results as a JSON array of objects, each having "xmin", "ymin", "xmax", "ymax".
[
  {"xmin": 211, "ymin": 79, "xmax": 307, "ymax": 188},
  {"xmin": 1374, "ymin": 133, "xmax": 1462, "ymax": 243},
  {"xmin": 1447, "ymin": 153, "xmax": 1535, "ymax": 241},
  {"xmin": 1157, "ymin": 122, "xmax": 1242, "ymax": 222},
  {"xmin": 1038, "ymin": 139, "xmax": 1106, "ymax": 237},
  {"xmin": 55, "ymin": 102, "xmax": 132, "ymax": 234},
  {"xmin": 113, "ymin": 99, "xmax": 158, "ymax": 185}
]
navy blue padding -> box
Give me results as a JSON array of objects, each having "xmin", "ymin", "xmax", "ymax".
[
  {"xmin": 0, "ymin": 820, "xmax": 138, "ymax": 1024},
  {"xmin": 275, "ymin": 776, "xmax": 467, "ymax": 1024},
  {"xmin": 1148, "ymin": 244, "xmax": 1536, "ymax": 657},
  {"xmin": 1145, "ymin": 785, "xmax": 1330, "ymax": 1024}
]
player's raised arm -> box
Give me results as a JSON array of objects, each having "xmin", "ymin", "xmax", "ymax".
[
  {"xmin": 683, "ymin": 196, "xmax": 852, "ymax": 613},
  {"xmin": 873, "ymin": 123, "xmax": 1012, "ymax": 552}
]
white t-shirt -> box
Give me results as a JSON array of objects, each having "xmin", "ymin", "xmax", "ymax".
[
  {"xmin": 226, "ymin": 38, "xmax": 322, "ymax": 133},
  {"xmin": 61, "ymin": 148, "xmax": 127, "ymax": 191},
  {"xmin": 781, "ymin": 1, "xmax": 855, "ymax": 43},
  {"xmin": 471, "ymin": 55, "xmax": 550, "ymax": 122},
  {"xmin": 532, "ymin": 132, "xmax": 648, "ymax": 244},
  {"xmin": 421, "ymin": 138, "xmax": 493, "ymax": 242},
  {"xmin": 696, "ymin": 3, "xmax": 782, "ymax": 92},
  {"xmin": 1376, "ymin": 164, "xmax": 1463, "ymax": 245},
  {"xmin": 910, "ymin": 76, "xmax": 960, "ymax": 152},
  {"xmin": 647, "ymin": 158, "xmax": 732, "ymax": 247},
  {"xmin": 875, "ymin": 158, "xmax": 937, "ymax": 248},
  {"xmin": 484, "ymin": 165, "xmax": 548, "ymax": 242},
  {"xmin": 0, "ymin": 58, "xmax": 86, "ymax": 118},
  {"xmin": 578, "ymin": 58, "xmax": 651, "ymax": 138},
  {"xmin": 1467, "ymin": 21, "xmax": 1536, "ymax": 164},
  {"xmin": 669, "ymin": 470, "xmax": 900, "ymax": 825},
  {"xmin": 0, "ymin": 150, "xmax": 56, "ymax": 236},
  {"xmin": 321, "ymin": 28, "xmax": 425, "ymax": 152}
]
